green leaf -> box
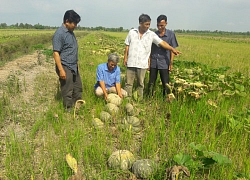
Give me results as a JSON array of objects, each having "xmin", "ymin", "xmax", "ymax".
[
  {"xmin": 173, "ymin": 153, "xmax": 193, "ymax": 165},
  {"xmin": 228, "ymin": 117, "xmax": 243, "ymax": 130},
  {"xmin": 211, "ymin": 152, "xmax": 232, "ymax": 165},
  {"xmin": 234, "ymin": 83, "xmax": 245, "ymax": 92},
  {"xmin": 201, "ymin": 157, "xmax": 216, "ymax": 167},
  {"xmin": 235, "ymin": 91, "xmax": 247, "ymax": 97},
  {"xmin": 189, "ymin": 142, "xmax": 206, "ymax": 152},
  {"xmin": 223, "ymin": 90, "xmax": 235, "ymax": 96},
  {"xmin": 201, "ymin": 150, "xmax": 232, "ymax": 166}
]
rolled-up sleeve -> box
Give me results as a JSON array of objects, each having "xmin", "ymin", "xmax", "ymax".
[
  {"xmin": 125, "ymin": 33, "xmax": 131, "ymax": 45},
  {"xmin": 152, "ymin": 33, "xmax": 163, "ymax": 46}
]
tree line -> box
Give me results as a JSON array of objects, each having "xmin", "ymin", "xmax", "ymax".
[
  {"xmin": 0, "ymin": 22, "xmax": 249, "ymax": 35},
  {"xmin": 0, "ymin": 23, "xmax": 124, "ymax": 32}
]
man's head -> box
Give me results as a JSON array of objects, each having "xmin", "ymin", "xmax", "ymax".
[
  {"xmin": 139, "ymin": 14, "xmax": 151, "ymax": 33},
  {"xmin": 107, "ymin": 53, "xmax": 119, "ymax": 72},
  {"xmin": 63, "ymin": 10, "xmax": 81, "ymax": 32},
  {"xmin": 157, "ymin": 15, "xmax": 167, "ymax": 33}
]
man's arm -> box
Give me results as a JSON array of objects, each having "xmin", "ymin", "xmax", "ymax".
[
  {"xmin": 123, "ymin": 45, "xmax": 129, "ymax": 66},
  {"xmin": 53, "ymin": 51, "xmax": 66, "ymax": 79},
  {"xmin": 169, "ymin": 52, "xmax": 175, "ymax": 71},
  {"xmin": 115, "ymin": 83, "xmax": 123, "ymax": 98},
  {"xmin": 148, "ymin": 57, "xmax": 151, "ymax": 71},
  {"xmin": 99, "ymin": 81, "xmax": 108, "ymax": 100},
  {"xmin": 159, "ymin": 41, "xmax": 181, "ymax": 56}
]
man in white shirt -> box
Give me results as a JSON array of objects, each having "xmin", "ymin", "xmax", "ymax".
[{"xmin": 123, "ymin": 14, "xmax": 181, "ymax": 99}]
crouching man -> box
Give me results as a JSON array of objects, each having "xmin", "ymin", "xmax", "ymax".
[{"xmin": 94, "ymin": 53, "xmax": 127, "ymax": 100}]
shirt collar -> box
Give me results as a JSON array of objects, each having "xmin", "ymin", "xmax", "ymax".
[
  {"xmin": 61, "ymin": 24, "xmax": 69, "ymax": 32},
  {"xmin": 104, "ymin": 63, "xmax": 109, "ymax": 71},
  {"xmin": 156, "ymin": 29, "xmax": 168, "ymax": 37},
  {"xmin": 133, "ymin": 27, "xmax": 150, "ymax": 34}
]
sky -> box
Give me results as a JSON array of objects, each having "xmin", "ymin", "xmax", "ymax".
[{"xmin": 0, "ymin": 0, "xmax": 250, "ymax": 32}]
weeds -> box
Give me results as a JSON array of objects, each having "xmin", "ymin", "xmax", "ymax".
[{"xmin": 0, "ymin": 31, "xmax": 249, "ymax": 179}]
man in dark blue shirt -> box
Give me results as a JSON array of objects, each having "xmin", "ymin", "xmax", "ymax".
[
  {"xmin": 53, "ymin": 10, "xmax": 82, "ymax": 111},
  {"xmin": 148, "ymin": 15, "xmax": 178, "ymax": 100}
]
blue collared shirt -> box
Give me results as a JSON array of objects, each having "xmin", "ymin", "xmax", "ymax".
[
  {"xmin": 94, "ymin": 63, "xmax": 121, "ymax": 89},
  {"xmin": 150, "ymin": 29, "xmax": 178, "ymax": 69},
  {"xmin": 53, "ymin": 24, "xmax": 78, "ymax": 74}
]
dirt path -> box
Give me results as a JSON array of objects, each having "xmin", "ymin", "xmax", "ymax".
[
  {"xmin": 0, "ymin": 50, "xmax": 58, "ymax": 179},
  {"xmin": 0, "ymin": 50, "xmax": 56, "ymax": 103},
  {"xmin": 0, "ymin": 51, "xmax": 42, "ymax": 82}
]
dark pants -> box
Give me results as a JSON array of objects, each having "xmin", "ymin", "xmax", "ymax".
[
  {"xmin": 56, "ymin": 65, "xmax": 83, "ymax": 109},
  {"xmin": 148, "ymin": 68, "xmax": 170, "ymax": 96}
]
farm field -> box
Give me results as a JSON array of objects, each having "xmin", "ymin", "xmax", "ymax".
[
  {"xmin": 0, "ymin": 29, "xmax": 88, "ymax": 66},
  {"xmin": 104, "ymin": 31, "xmax": 250, "ymax": 76},
  {"xmin": 0, "ymin": 29, "xmax": 55, "ymax": 42},
  {"xmin": 0, "ymin": 30, "xmax": 249, "ymax": 180}
]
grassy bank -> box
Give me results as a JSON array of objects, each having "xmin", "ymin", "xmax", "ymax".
[
  {"xmin": 0, "ymin": 31, "xmax": 249, "ymax": 179},
  {"xmin": 0, "ymin": 29, "xmax": 89, "ymax": 66}
]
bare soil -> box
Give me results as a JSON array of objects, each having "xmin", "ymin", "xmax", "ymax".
[{"xmin": 0, "ymin": 50, "xmax": 58, "ymax": 179}]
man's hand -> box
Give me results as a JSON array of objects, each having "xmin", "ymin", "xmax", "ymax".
[
  {"xmin": 123, "ymin": 45, "xmax": 129, "ymax": 66},
  {"xmin": 169, "ymin": 64, "xmax": 173, "ymax": 72},
  {"xmin": 123, "ymin": 59, "xmax": 127, "ymax": 66},
  {"xmin": 104, "ymin": 93, "xmax": 108, "ymax": 101},
  {"xmin": 171, "ymin": 48, "xmax": 181, "ymax": 56},
  {"xmin": 118, "ymin": 93, "xmax": 123, "ymax": 99},
  {"xmin": 59, "ymin": 69, "xmax": 66, "ymax": 80},
  {"xmin": 53, "ymin": 51, "xmax": 66, "ymax": 79},
  {"xmin": 160, "ymin": 41, "xmax": 181, "ymax": 56}
]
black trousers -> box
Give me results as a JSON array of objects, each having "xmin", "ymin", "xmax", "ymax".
[
  {"xmin": 148, "ymin": 68, "xmax": 170, "ymax": 96},
  {"xmin": 56, "ymin": 65, "xmax": 83, "ymax": 109}
]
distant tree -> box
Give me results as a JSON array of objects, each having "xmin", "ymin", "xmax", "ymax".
[
  {"xmin": 119, "ymin": 27, "xmax": 123, "ymax": 32},
  {"xmin": 34, "ymin": 23, "xmax": 44, "ymax": 29},
  {"xmin": 0, "ymin": 23, "xmax": 7, "ymax": 28},
  {"xmin": 19, "ymin": 23, "xmax": 25, "ymax": 29}
]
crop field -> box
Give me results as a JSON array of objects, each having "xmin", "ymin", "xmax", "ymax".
[
  {"xmin": 104, "ymin": 31, "xmax": 250, "ymax": 76},
  {"xmin": 0, "ymin": 29, "xmax": 55, "ymax": 42},
  {"xmin": 0, "ymin": 30, "xmax": 249, "ymax": 180},
  {"xmin": 0, "ymin": 29, "xmax": 88, "ymax": 66}
]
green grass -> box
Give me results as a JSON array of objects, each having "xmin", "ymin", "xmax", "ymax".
[
  {"xmin": 0, "ymin": 29, "xmax": 55, "ymax": 43},
  {"xmin": 0, "ymin": 29, "xmax": 89, "ymax": 67},
  {"xmin": 175, "ymin": 34, "xmax": 250, "ymax": 76},
  {"xmin": 0, "ymin": 31, "xmax": 249, "ymax": 179},
  {"xmin": 103, "ymin": 31, "xmax": 250, "ymax": 76}
]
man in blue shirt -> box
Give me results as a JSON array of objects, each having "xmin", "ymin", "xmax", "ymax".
[
  {"xmin": 148, "ymin": 15, "xmax": 179, "ymax": 100},
  {"xmin": 52, "ymin": 10, "xmax": 82, "ymax": 111},
  {"xmin": 95, "ymin": 53, "xmax": 127, "ymax": 100}
]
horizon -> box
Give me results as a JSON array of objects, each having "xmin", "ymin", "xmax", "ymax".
[{"xmin": 1, "ymin": 0, "xmax": 250, "ymax": 33}]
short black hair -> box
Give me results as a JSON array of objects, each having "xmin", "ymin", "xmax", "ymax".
[
  {"xmin": 139, "ymin": 14, "xmax": 151, "ymax": 23},
  {"xmin": 157, "ymin": 15, "xmax": 167, "ymax": 23},
  {"xmin": 63, "ymin": 10, "xmax": 81, "ymax": 24}
]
